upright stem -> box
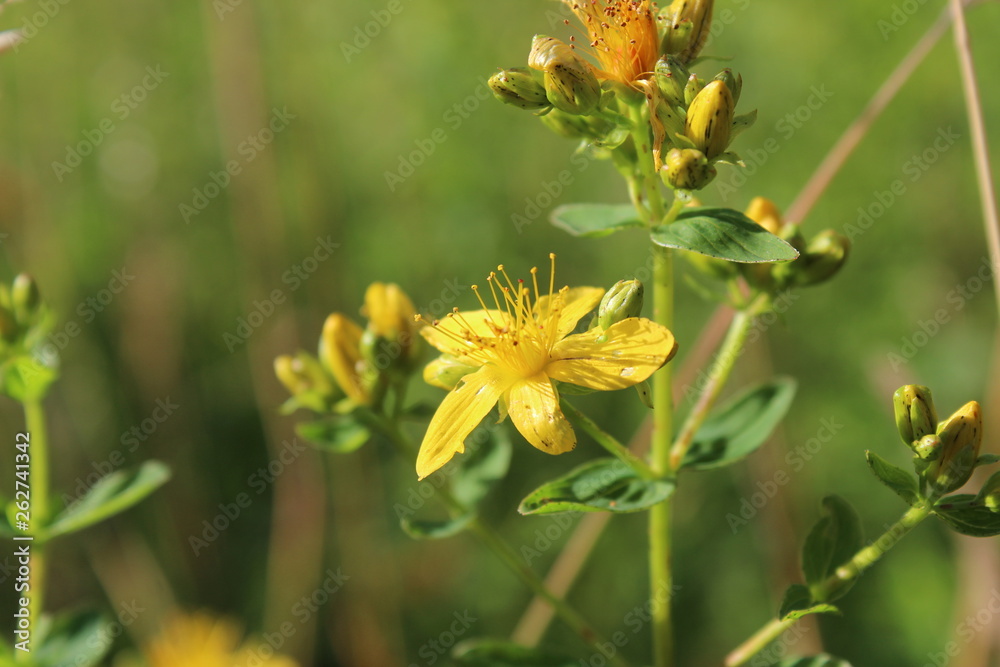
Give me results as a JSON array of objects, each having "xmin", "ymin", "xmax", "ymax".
[
  {"xmin": 21, "ymin": 399, "xmax": 49, "ymax": 660},
  {"xmin": 725, "ymin": 503, "xmax": 932, "ymax": 666}
]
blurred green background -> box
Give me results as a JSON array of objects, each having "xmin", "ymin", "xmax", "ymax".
[{"xmin": 1, "ymin": 0, "xmax": 1000, "ymax": 664}]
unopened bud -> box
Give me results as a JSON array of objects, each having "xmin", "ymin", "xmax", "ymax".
[
  {"xmin": 320, "ymin": 313, "xmax": 370, "ymax": 405},
  {"xmin": 744, "ymin": 197, "xmax": 783, "ymax": 236},
  {"xmin": 685, "ymin": 80, "xmax": 734, "ymax": 160},
  {"xmin": 489, "ymin": 67, "xmax": 550, "ymax": 111},
  {"xmin": 274, "ymin": 351, "xmax": 337, "ymax": 404},
  {"xmin": 529, "ymin": 35, "xmax": 601, "ymax": 115},
  {"xmin": 683, "ymin": 73, "xmax": 704, "ymax": 106},
  {"xmin": 654, "ymin": 56, "xmax": 690, "ymax": 108},
  {"xmin": 654, "ymin": 99, "xmax": 686, "ymax": 143},
  {"xmin": 927, "ymin": 401, "xmax": 983, "ymax": 495},
  {"xmin": 361, "ymin": 282, "xmax": 421, "ymax": 369},
  {"xmin": 11, "ymin": 274, "xmax": 40, "ymax": 323},
  {"xmin": 793, "ymin": 231, "xmax": 851, "ymax": 287},
  {"xmin": 423, "ymin": 354, "xmax": 477, "ymax": 391},
  {"xmin": 662, "ymin": 148, "xmax": 716, "ymax": 190},
  {"xmin": 599, "ymin": 280, "xmax": 644, "ymax": 330},
  {"xmin": 713, "ymin": 69, "xmax": 742, "ymax": 105},
  {"xmin": 660, "ymin": 0, "xmax": 714, "ymax": 64}
]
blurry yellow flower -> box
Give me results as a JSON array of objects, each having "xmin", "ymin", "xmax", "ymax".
[
  {"xmin": 744, "ymin": 196, "xmax": 783, "ymax": 235},
  {"xmin": 320, "ymin": 313, "xmax": 369, "ymax": 404},
  {"xmin": 563, "ymin": 0, "xmax": 660, "ymax": 86},
  {"xmin": 361, "ymin": 282, "xmax": 417, "ymax": 342},
  {"xmin": 145, "ymin": 612, "xmax": 298, "ymax": 667},
  {"xmin": 416, "ymin": 254, "xmax": 677, "ymax": 479}
]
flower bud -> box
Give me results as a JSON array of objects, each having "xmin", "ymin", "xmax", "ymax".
[
  {"xmin": 713, "ymin": 69, "xmax": 742, "ymax": 105},
  {"xmin": 654, "ymin": 99, "xmax": 686, "ymax": 145},
  {"xmin": 320, "ymin": 313, "xmax": 371, "ymax": 405},
  {"xmin": 976, "ymin": 471, "xmax": 1000, "ymax": 512},
  {"xmin": 361, "ymin": 282, "xmax": 421, "ymax": 370},
  {"xmin": 927, "ymin": 401, "xmax": 983, "ymax": 495},
  {"xmin": 529, "ymin": 35, "xmax": 601, "ymax": 115},
  {"xmin": 913, "ymin": 433, "xmax": 942, "ymax": 461},
  {"xmin": 662, "ymin": 148, "xmax": 716, "ymax": 190},
  {"xmin": 660, "ymin": 0, "xmax": 714, "ymax": 64},
  {"xmin": 685, "ymin": 80, "xmax": 734, "ymax": 159},
  {"xmin": 683, "ymin": 73, "xmax": 703, "ymax": 106},
  {"xmin": 894, "ymin": 386, "xmax": 939, "ymax": 446},
  {"xmin": 274, "ymin": 351, "xmax": 338, "ymax": 412},
  {"xmin": 598, "ymin": 280, "xmax": 644, "ymax": 330},
  {"xmin": 488, "ymin": 67, "xmax": 550, "ymax": 111},
  {"xmin": 11, "ymin": 274, "xmax": 40, "ymax": 324},
  {"xmin": 423, "ymin": 354, "xmax": 477, "ymax": 391},
  {"xmin": 792, "ymin": 231, "xmax": 851, "ymax": 287},
  {"xmin": 654, "ymin": 56, "xmax": 690, "ymax": 108},
  {"xmin": 744, "ymin": 197, "xmax": 783, "ymax": 235}
]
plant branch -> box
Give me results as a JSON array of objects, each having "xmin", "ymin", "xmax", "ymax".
[{"xmin": 561, "ymin": 398, "xmax": 657, "ymax": 479}]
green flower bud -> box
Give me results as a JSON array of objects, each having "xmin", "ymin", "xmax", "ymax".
[
  {"xmin": 598, "ymin": 280, "xmax": 644, "ymax": 330},
  {"xmin": 976, "ymin": 470, "xmax": 1000, "ymax": 512},
  {"xmin": 927, "ymin": 401, "xmax": 983, "ymax": 495},
  {"xmin": 792, "ymin": 231, "xmax": 851, "ymax": 287},
  {"xmin": 713, "ymin": 69, "xmax": 742, "ymax": 105},
  {"xmin": 660, "ymin": 0, "xmax": 714, "ymax": 64},
  {"xmin": 654, "ymin": 99, "xmax": 686, "ymax": 145},
  {"xmin": 662, "ymin": 148, "xmax": 716, "ymax": 190},
  {"xmin": 529, "ymin": 35, "xmax": 601, "ymax": 115},
  {"xmin": 683, "ymin": 73, "xmax": 704, "ymax": 106},
  {"xmin": 11, "ymin": 274, "xmax": 40, "ymax": 324},
  {"xmin": 685, "ymin": 80, "xmax": 734, "ymax": 160},
  {"xmin": 274, "ymin": 351, "xmax": 338, "ymax": 412},
  {"xmin": 914, "ymin": 433, "xmax": 942, "ymax": 461},
  {"xmin": 893, "ymin": 385, "xmax": 937, "ymax": 445},
  {"xmin": 489, "ymin": 67, "xmax": 550, "ymax": 111},
  {"xmin": 654, "ymin": 56, "xmax": 690, "ymax": 108}
]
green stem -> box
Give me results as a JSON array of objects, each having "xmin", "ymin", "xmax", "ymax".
[
  {"xmin": 668, "ymin": 295, "xmax": 768, "ymax": 470},
  {"xmin": 724, "ymin": 503, "xmax": 933, "ymax": 667},
  {"xmin": 366, "ymin": 413, "xmax": 629, "ymax": 666},
  {"xmin": 21, "ymin": 399, "xmax": 49, "ymax": 661},
  {"xmin": 560, "ymin": 398, "xmax": 656, "ymax": 479}
]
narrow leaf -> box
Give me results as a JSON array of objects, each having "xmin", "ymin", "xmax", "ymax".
[
  {"xmin": 296, "ymin": 415, "xmax": 370, "ymax": 453},
  {"xmin": 401, "ymin": 514, "xmax": 474, "ymax": 540},
  {"xmin": 518, "ymin": 458, "xmax": 674, "ymax": 515},
  {"xmin": 778, "ymin": 584, "xmax": 812, "ymax": 619},
  {"xmin": 453, "ymin": 639, "xmax": 578, "ymax": 666},
  {"xmin": 44, "ymin": 461, "xmax": 170, "ymax": 541},
  {"xmin": 934, "ymin": 494, "xmax": 1000, "ymax": 537},
  {"xmin": 801, "ymin": 495, "xmax": 863, "ymax": 600},
  {"xmin": 651, "ymin": 207, "xmax": 799, "ymax": 263},
  {"xmin": 550, "ymin": 204, "xmax": 643, "ymax": 238},
  {"xmin": 682, "ymin": 378, "xmax": 797, "ymax": 471},
  {"xmin": 783, "ymin": 603, "xmax": 840, "ymax": 622},
  {"xmin": 865, "ymin": 451, "xmax": 920, "ymax": 506}
]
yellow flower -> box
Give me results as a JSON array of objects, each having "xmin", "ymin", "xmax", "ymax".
[
  {"xmin": 563, "ymin": 0, "xmax": 660, "ymax": 87},
  {"xmin": 361, "ymin": 282, "xmax": 417, "ymax": 343},
  {"xmin": 320, "ymin": 312, "xmax": 370, "ymax": 404},
  {"xmin": 145, "ymin": 612, "xmax": 298, "ymax": 667},
  {"xmin": 416, "ymin": 254, "xmax": 677, "ymax": 479}
]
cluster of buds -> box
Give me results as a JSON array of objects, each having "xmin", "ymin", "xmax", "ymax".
[
  {"xmin": 274, "ymin": 283, "xmax": 421, "ymax": 414},
  {"xmin": 739, "ymin": 198, "xmax": 850, "ymax": 292},
  {"xmin": 656, "ymin": 61, "xmax": 755, "ymax": 191},
  {"xmin": 488, "ymin": 0, "xmax": 750, "ymax": 177},
  {"xmin": 893, "ymin": 385, "xmax": 992, "ymax": 497}
]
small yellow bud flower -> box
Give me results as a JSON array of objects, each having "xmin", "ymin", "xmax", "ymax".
[
  {"xmin": 744, "ymin": 197, "xmax": 783, "ymax": 236},
  {"xmin": 320, "ymin": 313, "xmax": 371, "ymax": 405},
  {"xmin": 662, "ymin": 147, "xmax": 715, "ymax": 190},
  {"xmin": 684, "ymin": 80, "xmax": 734, "ymax": 159},
  {"xmin": 793, "ymin": 231, "xmax": 851, "ymax": 287},
  {"xmin": 361, "ymin": 282, "xmax": 421, "ymax": 369},
  {"xmin": 489, "ymin": 67, "xmax": 551, "ymax": 111},
  {"xmin": 660, "ymin": 0, "xmax": 714, "ymax": 64},
  {"xmin": 598, "ymin": 279, "xmax": 644, "ymax": 330},
  {"xmin": 893, "ymin": 385, "xmax": 938, "ymax": 446},
  {"xmin": 529, "ymin": 35, "xmax": 602, "ymax": 115},
  {"xmin": 927, "ymin": 401, "xmax": 983, "ymax": 495}
]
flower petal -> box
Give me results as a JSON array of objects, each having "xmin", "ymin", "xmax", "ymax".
[
  {"xmin": 420, "ymin": 309, "xmax": 509, "ymax": 355},
  {"xmin": 417, "ymin": 365, "xmax": 512, "ymax": 479},
  {"xmin": 507, "ymin": 375, "xmax": 576, "ymax": 455},
  {"xmin": 534, "ymin": 287, "xmax": 603, "ymax": 338},
  {"xmin": 547, "ymin": 318, "xmax": 677, "ymax": 391}
]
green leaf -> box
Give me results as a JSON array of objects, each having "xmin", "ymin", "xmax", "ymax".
[
  {"xmin": 296, "ymin": 414, "xmax": 370, "ymax": 453},
  {"xmin": 453, "ymin": 639, "xmax": 578, "ymax": 666},
  {"xmin": 0, "ymin": 355, "xmax": 57, "ymax": 402},
  {"xmin": 801, "ymin": 496, "xmax": 863, "ymax": 599},
  {"xmin": 976, "ymin": 454, "xmax": 1000, "ymax": 467},
  {"xmin": 778, "ymin": 583, "xmax": 811, "ymax": 618},
  {"xmin": 43, "ymin": 461, "xmax": 170, "ymax": 541},
  {"xmin": 777, "ymin": 656, "xmax": 853, "ymax": 667},
  {"xmin": 865, "ymin": 451, "xmax": 920, "ymax": 506},
  {"xmin": 518, "ymin": 458, "xmax": 674, "ymax": 515},
  {"xmin": 34, "ymin": 609, "xmax": 110, "ymax": 667},
  {"xmin": 651, "ymin": 207, "xmax": 799, "ymax": 263},
  {"xmin": 550, "ymin": 204, "xmax": 643, "ymax": 238},
  {"xmin": 452, "ymin": 427, "xmax": 513, "ymax": 507},
  {"xmin": 933, "ymin": 494, "xmax": 1000, "ymax": 537},
  {"xmin": 401, "ymin": 513, "xmax": 474, "ymax": 540},
  {"xmin": 682, "ymin": 378, "xmax": 797, "ymax": 471}
]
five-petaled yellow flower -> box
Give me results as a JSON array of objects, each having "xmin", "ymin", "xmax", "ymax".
[
  {"xmin": 416, "ymin": 254, "xmax": 677, "ymax": 479},
  {"xmin": 563, "ymin": 0, "xmax": 660, "ymax": 87}
]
